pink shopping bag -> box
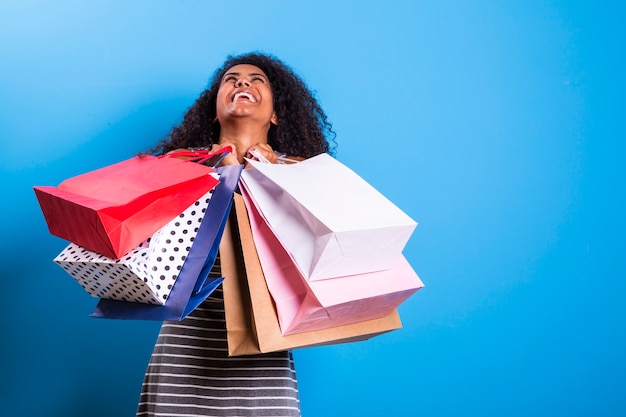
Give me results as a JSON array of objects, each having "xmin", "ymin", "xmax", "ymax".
[
  {"xmin": 222, "ymin": 194, "xmax": 403, "ymax": 356},
  {"xmin": 240, "ymin": 187, "xmax": 424, "ymax": 336}
]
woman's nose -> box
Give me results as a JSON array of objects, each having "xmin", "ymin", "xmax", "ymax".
[{"xmin": 235, "ymin": 78, "xmax": 250, "ymax": 87}]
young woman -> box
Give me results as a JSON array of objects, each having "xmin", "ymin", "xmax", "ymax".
[{"xmin": 136, "ymin": 52, "xmax": 334, "ymax": 417}]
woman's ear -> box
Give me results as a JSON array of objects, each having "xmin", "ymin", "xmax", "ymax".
[{"xmin": 271, "ymin": 112, "xmax": 278, "ymax": 126}]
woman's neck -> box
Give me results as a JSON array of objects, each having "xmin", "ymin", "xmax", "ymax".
[{"xmin": 218, "ymin": 121, "xmax": 270, "ymax": 163}]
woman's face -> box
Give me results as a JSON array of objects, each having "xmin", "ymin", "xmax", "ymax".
[{"xmin": 215, "ymin": 64, "xmax": 277, "ymax": 126}]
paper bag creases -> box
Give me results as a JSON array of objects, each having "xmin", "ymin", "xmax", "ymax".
[{"xmin": 221, "ymin": 194, "xmax": 402, "ymax": 357}]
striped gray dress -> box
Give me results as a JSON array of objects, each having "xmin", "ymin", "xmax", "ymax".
[{"xmin": 136, "ymin": 259, "xmax": 301, "ymax": 417}]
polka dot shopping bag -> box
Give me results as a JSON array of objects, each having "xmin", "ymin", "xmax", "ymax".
[{"xmin": 54, "ymin": 189, "xmax": 214, "ymax": 305}]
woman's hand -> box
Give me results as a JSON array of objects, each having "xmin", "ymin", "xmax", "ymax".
[
  {"xmin": 246, "ymin": 143, "xmax": 278, "ymax": 164},
  {"xmin": 211, "ymin": 142, "xmax": 241, "ymax": 166}
]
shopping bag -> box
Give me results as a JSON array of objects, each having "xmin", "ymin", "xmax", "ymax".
[
  {"xmin": 54, "ymin": 187, "xmax": 215, "ymax": 305},
  {"xmin": 221, "ymin": 194, "xmax": 402, "ymax": 356},
  {"xmin": 33, "ymin": 148, "xmax": 229, "ymax": 259},
  {"xmin": 239, "ymin": 153, "xmax": 417, "ymax": 281},
  {"xmin": 89, "ymin": 164, "xmax": 242, "ymax": 321},
  {"xmin": 242, "ymin": 189, "xmax": 423, "ymax": 335}
]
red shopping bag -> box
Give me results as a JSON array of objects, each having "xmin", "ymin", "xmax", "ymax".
[
  {"xmin": 34, "ymin": 149, "xmax": 228, "ymax": 259},
  {"xmin": 240, "ymin": 186, "xmax": 424, "ymax": 336}
]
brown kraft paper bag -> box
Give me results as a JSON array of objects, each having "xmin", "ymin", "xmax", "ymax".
[{"xmin": 220, "ymin": 193, "xmax": 403, "ymax": 356}]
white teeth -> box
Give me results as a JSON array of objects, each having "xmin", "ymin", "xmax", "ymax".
[{"xmin": 233, "ymin": 92, "xmax": 256, "ymax": 103}]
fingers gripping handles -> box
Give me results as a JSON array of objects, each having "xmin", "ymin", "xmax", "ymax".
[{"xmin": 160, "ymin": 146, "xmax": 233, "ymax": 168}]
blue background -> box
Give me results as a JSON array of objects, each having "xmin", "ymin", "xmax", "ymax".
[{"xmin": 1, "ymin": 1, "xmax": 625, "ymax": 416}]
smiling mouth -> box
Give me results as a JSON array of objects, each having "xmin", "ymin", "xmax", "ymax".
[{"xmin": 232, "ymin": 92, "xmax": 257, "ymax": 103}]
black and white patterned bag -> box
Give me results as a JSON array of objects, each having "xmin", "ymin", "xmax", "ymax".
[{"xmin": 54, "ymin": 187, "xmax": 216, "ymax": 305}]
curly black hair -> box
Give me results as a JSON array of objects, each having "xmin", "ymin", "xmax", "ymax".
[{"xmin": 150, "ymin": 52, "xmax": 335, "ymax": 158}]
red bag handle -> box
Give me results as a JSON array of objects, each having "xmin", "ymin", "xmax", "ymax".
[{"xmin": 160, "ymin": 146, "xmax": 233, "ymax": 167}]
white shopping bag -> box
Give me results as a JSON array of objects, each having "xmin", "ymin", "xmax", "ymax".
[
  {"xmin": 54, "ymin": 188, "xmax": 215, "ymax": 305},
  {"xmin": 239, "ymin": 153, "xmax": 417, "ymax": 281}
]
